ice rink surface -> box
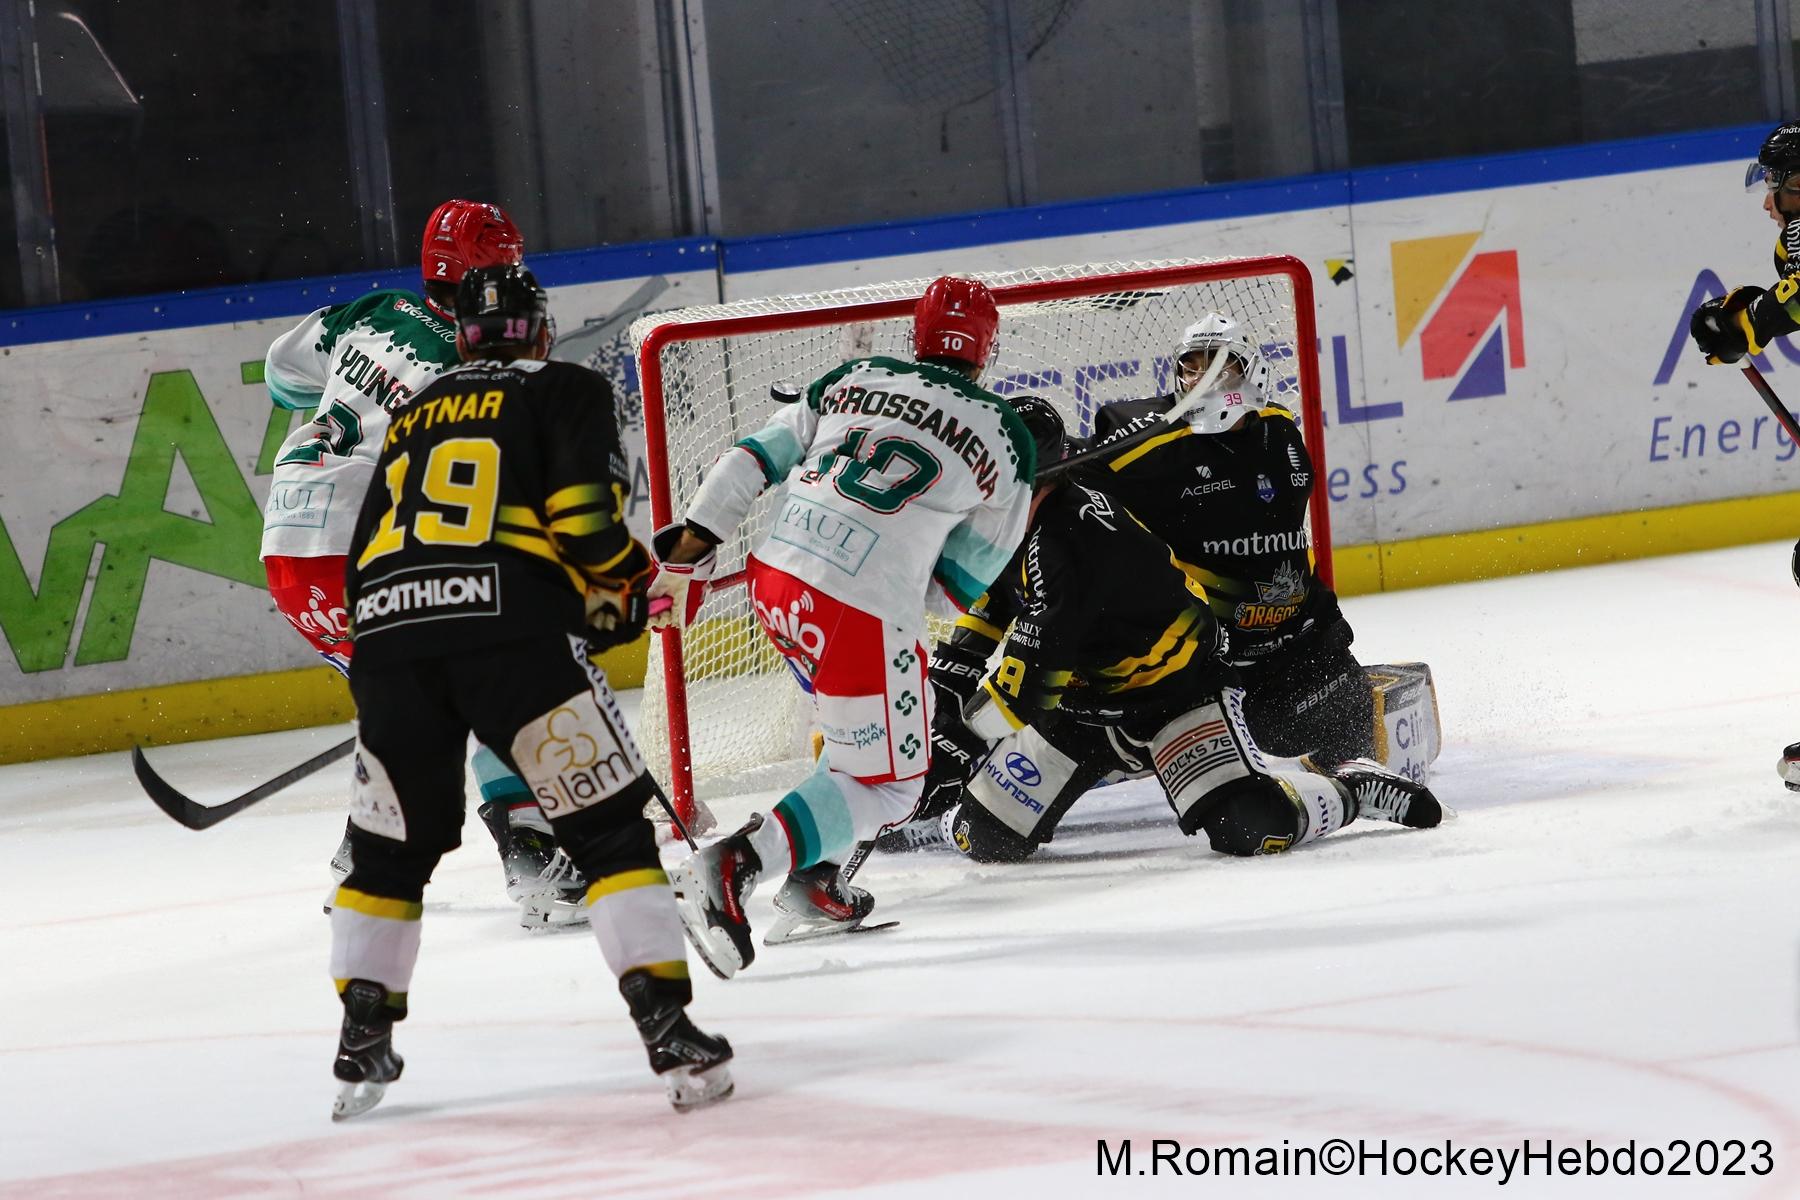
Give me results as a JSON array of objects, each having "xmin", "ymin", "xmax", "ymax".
[{"xmin": 3, "ymin": 542, "xmax": 1799, "ymax": 1198}]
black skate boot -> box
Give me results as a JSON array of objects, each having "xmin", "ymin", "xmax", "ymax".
[
  {"xmin": 1332, "ymin": 760, "xmax": 1445, "ymax": 828},
  {"xmin": 667, "ymin": 816, "xmax": 763, "ymax": 980},
  {"xmin": 331, "ymin": 979, "xmax": 405, "ymax": 1121},
  {"xmin": 480, "ymin": 800, "xmax": 590, "ymax": 930},
  {"xmin": 766, "ymin": 861, "xmax": 877, "ymax": 944},
  {"xmin": 619, "ymin": 969, "xmax": 734, "ymax": 1112},
  {"xmin": 1779, "ymin": 743, "xmax": 1800, "ymax": 792}
]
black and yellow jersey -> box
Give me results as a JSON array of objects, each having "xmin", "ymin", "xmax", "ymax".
[
  {"xmin": 1075, "ymin": 396, "xmax": 1339, "ymax": 667},
  {"xmin": 950, "ymin": 482, "xmax": 1231, "ymax": 731},
  {"xmin": 344, "ymin": 357, "xmax": 648, "ymax": 662},
  {"xmin": 1725, "ymin": 218, "xmax": 1800, "ymax": 353}
]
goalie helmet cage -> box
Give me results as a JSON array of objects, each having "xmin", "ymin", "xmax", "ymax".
[{"xmin": 632, "ymin": 256, "xmax": 1328, "ymax": 820}]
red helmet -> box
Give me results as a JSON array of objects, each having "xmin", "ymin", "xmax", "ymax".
[
  {"xmin": 421, "ymin": 199, "xmax": 523, "ymax": 286},
  {"xmin": 913, "ymin": 275, "xmax": 999, "ymax": 369}
]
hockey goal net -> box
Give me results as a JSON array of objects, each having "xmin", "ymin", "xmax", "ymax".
[{"xmin": 631, "ymin": 257, "xmax": 1326, "ymax": 816}]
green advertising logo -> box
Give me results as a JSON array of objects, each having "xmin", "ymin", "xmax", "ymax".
[{"xmin": 0, "ymin": 365, "xmax": 299, "ymax": 673}]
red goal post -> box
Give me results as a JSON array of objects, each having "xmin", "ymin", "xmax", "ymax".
[{"xmin": 632, "ymin": 257, "xmax": 1328, "ymax": 819}]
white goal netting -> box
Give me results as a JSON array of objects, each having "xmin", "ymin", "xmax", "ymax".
[{"xmin": 629, "ymin": 257, "xmax": 1322, "ymax": 805}]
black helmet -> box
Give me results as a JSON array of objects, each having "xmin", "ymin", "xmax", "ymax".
[
  {"xmin": 1754, "ymin": 123, "xmax": 1800, "ymax": 192},
  {"xmin": 455, "ymin": 263, "xmax": 548, "ymax": 353},
  {"xmin": 1009, "ymin": 395, "xmax": 1066, "ymax": 469}
]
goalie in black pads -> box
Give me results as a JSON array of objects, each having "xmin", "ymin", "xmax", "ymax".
[
  {"xmin": 330, "ymin": 264, "xmax": 731, "ymax": 1119},
  {"xmin": 1077, "ymin": 313, "xmax": 1439, "ymax": 778},
  {"xmin": 918, "ymin": 396, "xmax": 1441, "ymax": 863}
]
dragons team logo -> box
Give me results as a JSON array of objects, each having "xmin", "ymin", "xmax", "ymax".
[
  {"xmin": 1235, "ymin": 561, "xmax": 1307, "ymax": 630},
  {"xmin": 1392, "ymin": 232, "xmax": 1525, "ymax": 400}
]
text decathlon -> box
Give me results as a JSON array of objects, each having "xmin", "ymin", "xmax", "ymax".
[{"xmin": 356, "ymin": 574, "xmax": 494, "ymax": 621}]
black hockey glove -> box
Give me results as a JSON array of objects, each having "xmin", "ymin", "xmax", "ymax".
[
  {"xmin": 585, "ymin": 584, "xmax": 650, "ymax": 653},
  {"xmin": 928, "ymin": 637, "xmax": 989, "ymax": 709},
  {"xmin": 917, "ymin": 709, "xmax": 990, "ymax": 820},
  {"xmin": 1690, "ymin": 288, "xmax": 1762, "ymax": 365}
]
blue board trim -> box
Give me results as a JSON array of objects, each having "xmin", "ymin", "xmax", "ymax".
[
  {"xmin": 0, "ymin": 238, "xmax": 719, "ymax": 349},
  {"xmin": 0, "ymin": 123, "xmax": 1765, "ymax": 348}
]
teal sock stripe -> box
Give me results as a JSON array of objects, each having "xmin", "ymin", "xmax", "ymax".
[
  {"xmin": 772, "ymin": 767, "xmax": 855, "ymax": 870},
  {"xmin": 471, "ymin": 745, "xmax": 530, "ymax": 805}
]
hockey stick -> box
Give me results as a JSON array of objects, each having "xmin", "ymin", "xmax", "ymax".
[
  {"xmin": 1036, "ymin": 348, "xmax": 1230, "ymax": 484},
  {"xmin": 133, "ymin": 736, "xmax": 355, "ymax": 831},
  {"xmin": 1741, "ymin": 363, "xmax": 1800, "ymax": 442}
]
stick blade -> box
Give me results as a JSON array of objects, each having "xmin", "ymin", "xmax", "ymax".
[{"xmin": 132, "ymin": 745, "xmax": 227, "ymax": 830}]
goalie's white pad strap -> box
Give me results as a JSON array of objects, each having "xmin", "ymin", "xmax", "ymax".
[{"xmin": 1366, "ymin": 662, "xmax": 1441, "ymax": 785}]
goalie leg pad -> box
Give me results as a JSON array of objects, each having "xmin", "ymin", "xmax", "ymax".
[
  {"xmin": 1198, "ymin": 768, "xmax": 1351, "ymax": 856},
  {"xmin": 1365, "ymin": 662, "xmax": 1442, "ymax": 785},
  {"xmin": 965, "ymin": 722, "xmax": 1085, "ymax": 841},
  {"xmin": 948, "ymin": 800, "xmax": 1040, "ymax": 862},
  {"xmin": 1151, "ymin": 687, "xmax": 1270, "ymax": 834}
]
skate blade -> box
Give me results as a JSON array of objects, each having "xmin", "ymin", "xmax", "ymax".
[
  {"xmin": 764, "ymin": 918, "xmax": 899, "ymax": 946},
  {"xmin": 517, "ymin": 898, "xmax": 591, "ymax": 931},
  {"xmin": 331, "ymin": 1079, "xmax": 387, "ymax": 1121},
  {"xmin": 666, "ymin": 1061, "xmax": 735, "ymax": 1113},
  {"xmin": 667, "ymin": 863, "xmax": 746, "ymax": 981}
]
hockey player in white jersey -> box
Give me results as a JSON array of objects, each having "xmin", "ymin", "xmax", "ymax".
[
  {"xmin": 650, "ymin": 276, "xmax": 1038, "ymax": 977},
  {"xmin": 259, "ymin": 200, "xmax": 587, "ymax": 927}
]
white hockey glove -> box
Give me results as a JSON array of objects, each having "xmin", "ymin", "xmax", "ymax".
[{"xmin": 647, "ymin": 521, "xmax": 718, "ymax": 630}]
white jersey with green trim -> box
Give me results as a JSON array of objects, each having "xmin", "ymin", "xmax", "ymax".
[
  {"xmin": 684, "ymin": 356, "xmax": 1036, "ymax": 632},
  {"xmin": 259, "ymin": 288, "xmax": 460, "ymax": 560}
]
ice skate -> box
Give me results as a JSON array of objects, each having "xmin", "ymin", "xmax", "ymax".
[
  {"xmin": 765, "ymin": 861, "xmax": 881, "ymax": 944},
  {"xmin": 331, "ymin": 980, "xmax": 404, "ymax": 1121},
  {"xmin": 1778, "ymin": 742, "xmax": 1800, "ymax": 792},
  {"xmin": 1332, "ymin": 759, "xmax": 1444, "ymax": 828},
  {"xmin": 873, "ymin": 812, "xmax": 951, "ymax": 854},
  {"xmin": 667, "ymin": 818, "xmax": 762, "ymax": 979},
  {"xmin": 482, "ymin": 801, "xmax": 590, "ymax": 929},
  {"xmin": 621, "ymin": 970, "xmax": 735, "ymax": 1112}
]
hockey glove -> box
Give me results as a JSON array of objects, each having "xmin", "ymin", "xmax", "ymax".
[
  {"xmin": 1690, "ymin": 287, "xmax": 1763, "ymax": 365},
  {"xmin": 646, "ymin": 521, "xmax": 718, "ymax": 631},
  {"xmin": 917, "ymin": 707, "xmax": 991, "ymax": 820},
  {"xmin": 585, "ymin": 580, "xmax": 651, "ymax": 652}
]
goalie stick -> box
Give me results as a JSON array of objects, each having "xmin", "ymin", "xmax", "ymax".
[
  {"xmin": 1741, "ymin": 363, "xmax": 1800, "ymax": 442},
  {"xmin": 1037, "ymin": 345, "xmax": 1231, "ymax": 484},
  {"xmin": 134, "ymin": 736, "xmax": 354, "ymax": 830}
]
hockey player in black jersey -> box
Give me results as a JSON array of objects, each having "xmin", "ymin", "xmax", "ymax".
[
  {"xmin": 918, "ymin": 397, "xmax": 1441, "ymax": 864},
  {"xmin": 1688, "ymin": 122, "xmax": 1800, "ymax": 790},
  {"xmin": 1074, "ymin": 314, "xmax": 1439, "ymax": 776},
  {"xmin": 329, "ymin": 265, "xmax": 731, "ymax": 1119}
]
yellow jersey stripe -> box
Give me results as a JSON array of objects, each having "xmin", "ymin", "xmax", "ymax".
[
  {"xmin": 549, "ymin": 511, "xmax": 610, "ymax": 538},
  {"xmin": 546, "ymin": 482, "xmax": 604, "ymax": 517},
  {"xmin": 954, "ymin": 612, "xmax": 1006, "ymax": 643},
  {"xmin": 331, "ymin": 887, "xmax": 423, "ymax": 921},
  {"xmin": 585, "ymin": 867, "xmax": 672, "ymax": 904},
  {"xmin": 497, "ymin": 504, "xmax": 545, "ymax": 531},
  {"xmin": 1108, "ymin": 427, "xmax": 1190, "ymax": 471}
]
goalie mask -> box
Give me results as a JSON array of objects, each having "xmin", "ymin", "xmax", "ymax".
[{"xmin": 1173, "ymin": 313, "xmax": 1270, "ymax": 435}]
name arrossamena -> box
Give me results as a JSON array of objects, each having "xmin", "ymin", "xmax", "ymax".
[{"xmin": 356, "ymin": 573, "xmax": 494, "ymax": 621}]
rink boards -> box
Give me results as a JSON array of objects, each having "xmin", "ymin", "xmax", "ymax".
[{"xmin": 2, "ymin": 122, "xmax": 1797, "ymax": 759}]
